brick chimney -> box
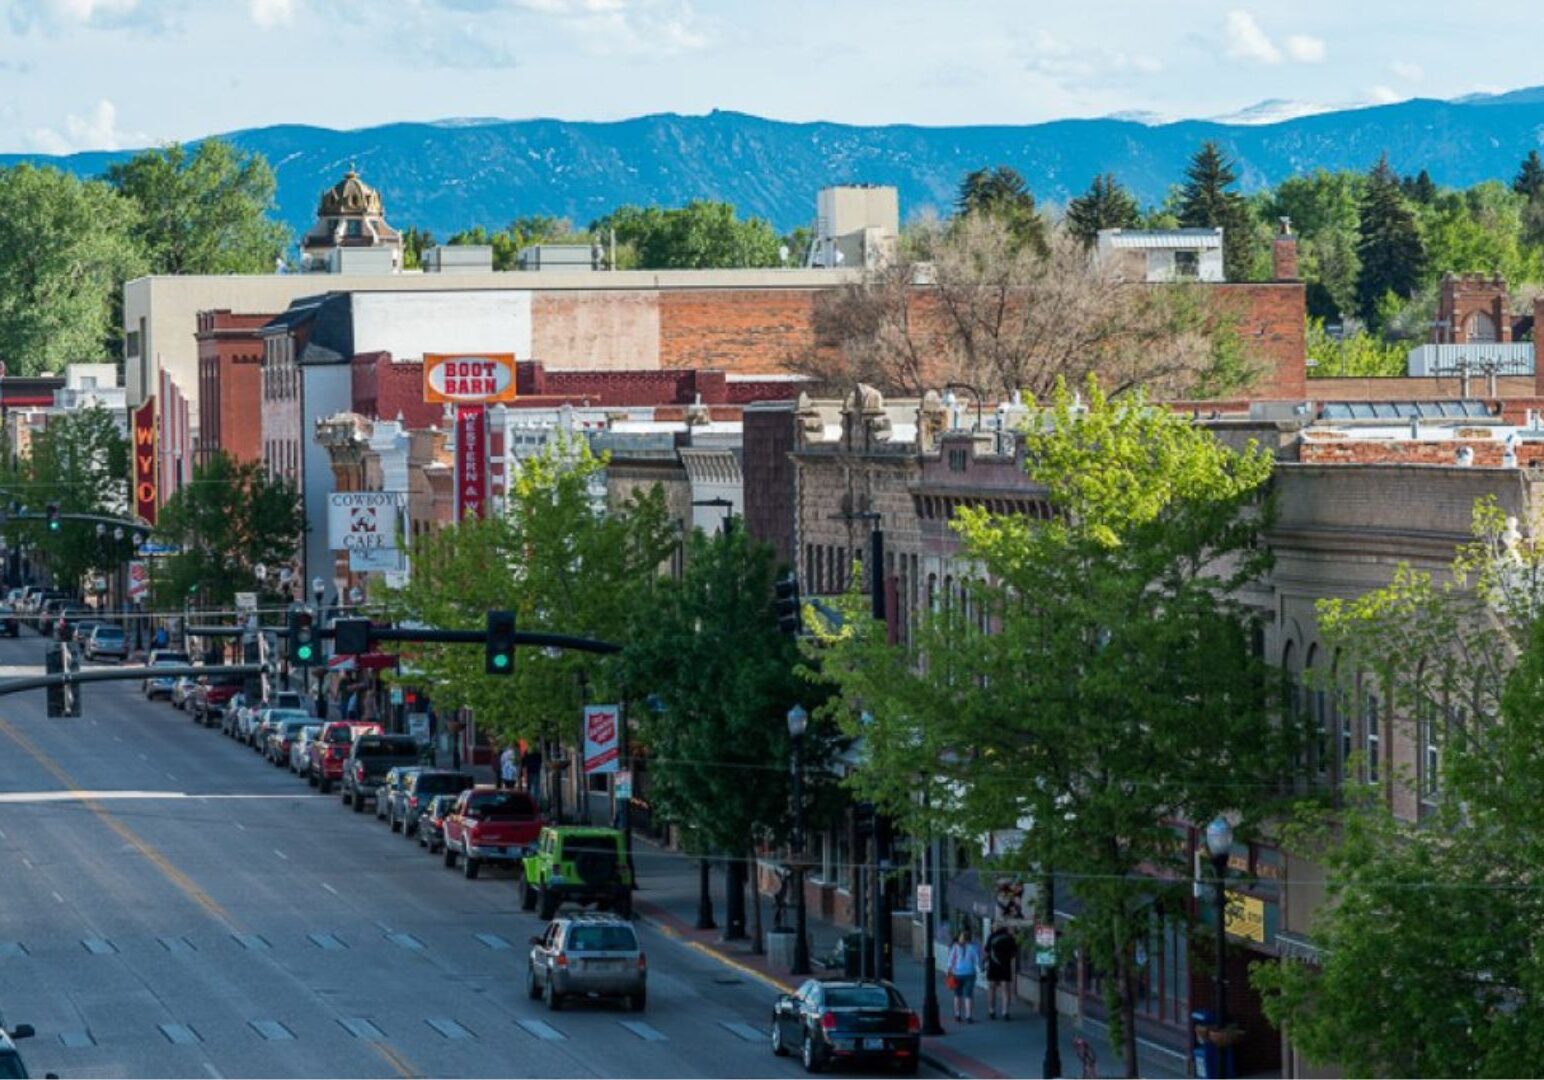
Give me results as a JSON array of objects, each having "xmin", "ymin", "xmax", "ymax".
[{"xmin": 1272, "ymin": 217, "xmax": 1299, "ymax": 282}]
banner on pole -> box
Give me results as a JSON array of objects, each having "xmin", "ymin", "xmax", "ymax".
[{"xmin": 583, "ymin": 704, "xmax": 621, "ymax": 774}]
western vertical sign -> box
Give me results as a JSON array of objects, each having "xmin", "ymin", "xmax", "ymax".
[
  {"xmin": 132, "ymin": 398, "xmax": 157, "ymax": 525},
  {"xmin": 583, "ymin": 705, "xmax": 621, "ymax": 774},
  {"xmin": 455, "ymin": 404, "xmax": 489, "ymax": 521}
]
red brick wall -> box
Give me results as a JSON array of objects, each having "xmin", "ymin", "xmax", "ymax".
[
  {"xmin": 352, "ymin": 352, "xmax": 444, "ymax": 429},
  {"xmin": 743, "ymin": 404, "xmax": 799, "ymax": 567},
  {"xmin": 1299, "ymin": 438, "xmax": 1524, "ymax": 466},
  {"xmin": 195, "ymin": 310, "xmax": 271, "ymax": 465},
  {"xmin": 658, "ymin": 289, "xmax": 821, "ymax": 374},
  {"xmin": 1210, "ymin": 283, "xmax": 1307, "ymax": 399}
]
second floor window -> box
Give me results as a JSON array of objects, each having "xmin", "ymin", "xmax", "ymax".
[{"xmin": 1364, "ymin": 694, "xmax": 1380, "ymax": 784}]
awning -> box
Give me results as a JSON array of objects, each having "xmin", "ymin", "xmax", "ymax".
[{"xmin": 328, "ymin": 652, "xmax": 397, "ymax": 672}]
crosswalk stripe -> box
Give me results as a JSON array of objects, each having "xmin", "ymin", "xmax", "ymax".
[
  {"xmin": 516, "ymin": 1018, "xmax": 567, "ymax": 1041},
  {"xmin": 425, "ymin": 1017, "xmax": 474, "ymax": 1040},
  {"xmin": 718, "ymin": 1020, "xmax": 765, "ymax": 1043},
  {"xmin": 249, "ymin": 1020, "xmax": 295, "ymax": 1042},
  {"xmin": 620, "ymin": 1020, "xmax": 667, "ymax": 1041},
  {"xmin": 475, "ymin": 933, "xmax": 511, "ymax": 950},
  {"xmin": 158, "ymin": 1023, "xmax": 200, "ymax": 1045},
  {"xmin": 337, "ymin": 1018, "xmax": 385, "ymax": 1040}
]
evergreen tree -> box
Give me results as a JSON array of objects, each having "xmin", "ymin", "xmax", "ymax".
[
  {"xmin": 1401, "ymin": 168, "xmax": 1438, "ymax": 205},
  {"xmin": 956, "ymin": 165, "xmax": 1047, "ymax": 252},
  {"xmin": 1175, "ymin": 141, "xmax": 1256, "ymax": 280},
  {"xmin": 1514, "ymin": 150, "xmax": 1544, "ymax": 202},
  {"xmin": 1355, "ymin": 155, "xmax": 1427, "ymax": 325},
  {"xmin": 1064, "ymin": 172, "xmax": 1140, "ymax": 246}
]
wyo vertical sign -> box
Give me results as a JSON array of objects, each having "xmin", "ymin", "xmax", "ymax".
[{"xmin": 132, "ymin": 398, "xmax": 157, "ymax": 525}]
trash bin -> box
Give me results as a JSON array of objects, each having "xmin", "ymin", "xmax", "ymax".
[
  {"xmin": 842, "ymin": 932, "xmax": 872, "ymax": 978},
  {"xmin": 1191, "ymin": 1010, "xmax": 1220, "ymax": 1079}
]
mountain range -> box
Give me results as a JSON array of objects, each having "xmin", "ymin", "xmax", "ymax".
[{"xmin": 3, "ymin": 92, "xmax": 1544, "ymax": 241}]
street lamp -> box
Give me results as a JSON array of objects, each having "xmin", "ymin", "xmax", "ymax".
[
  {"xmin": 311, "ymin": 576, "xmax": 325, "ymax": 608},
  {"xmin": 1205, "ymin": 815, "xmax": 1234, "ymax": 1078},
  {"xmin": 787, "ymin": 704, "xmax": 811, "ymax": 976}
]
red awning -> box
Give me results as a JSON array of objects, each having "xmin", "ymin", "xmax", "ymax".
[{"xmin": 329, "ymin": 652, "xmax": 398, "ymax": 672}]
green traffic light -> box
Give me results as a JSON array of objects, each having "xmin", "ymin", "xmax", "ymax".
[
  {"xmin": 47, "ymin": 521, "xmax": 59, "ymax": 532},
  {"xmin": 297, "ymin": 644, "xmax": 314, "ymax": 661},
  {"xmin": 493, "ymin": 653, "xmax": 510, "ymax": 669}
]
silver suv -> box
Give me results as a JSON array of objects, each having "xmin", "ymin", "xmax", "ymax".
[{"xmin": 526, "ymin": 913, "xmax": 646, "ymax": 1012}]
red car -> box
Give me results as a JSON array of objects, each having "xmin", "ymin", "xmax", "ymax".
[
  {"xmin": 307, "ymin": 721, "xmax": 381, "ymax": 793},
  {"xmin": 441, "ymin": 787, "xmax": 542, "ymax": 880},
  {"xmin": 190, "ymin": 677, "xmax": 242, "ymax": 728}
]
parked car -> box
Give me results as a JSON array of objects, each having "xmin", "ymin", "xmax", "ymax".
[
  {"xmin": 69, "ymin": 618, "xmax": 103, "ymax": 647},
  {"xmin": 35, "ymin": 593, "xmax": 73, "ymax": 631},
  {"xmin": 342, "ymin": 734, "xmax": 425, "ymax": 812},
  {"xmin": 526, "ymin": 913, "xmax": 646, "ymax": 1013},
  {"xmin": 418, "ymin": 794, "xmax": 459, "ymax": 853},
  {"xmin": 443, "ymin": 787, "xmax": 543, "ymax": 880},
  {"xmin": 84, "ymin": 623, "xmax": 127, "ymax": 662},
  {"xmin": 307, "ymin": 721, "xmax": 381, "ymax": 793},
  {"xmin": 265, "ymin": 715, "xmax": 314, "ymax": 766},
  {"xmin": 0, "ymin": 604, "xmax": 19, "ymax": 637},
  {"xmin": 289, "ymin": 724, "xmax": 323, "ymax": 775},
  {"xmin": 522, "ymin": 826, "xmax": 633, "ymax": 918},
  {"xmin": 142, "ymin": 649, "xmax": 191, "ymax": 698},
  {"xmin": 239, "ymin": 693, "xmax": 308, "ymax": 742},
  {"xmin": 171, "ymin": 675, "xmax": 198, "ymax": 710},
  {"xmin": 48, "ymin": 604, "xmax": 88, "ymax": 640},
  {"xmin": 771, "ymin": 979, "xmax": 921, "ymax": 1075},
  {"xmin": 374, "ymin": 766, "xmax": 423, "ymax": 822},
  {"xmin": 189, "ymin": 675, "xmax": 242, "ymax": 727},
  {"xmin": 391, "ymin": 769, "xmax": 475, "ymax": 837}
]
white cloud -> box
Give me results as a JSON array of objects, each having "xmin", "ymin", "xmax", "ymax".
[
  {"xmin": 1224, "ymin": 11, "xmax": 1280, "ymax": 64},
  {"xmin": 1367, "ymin": 85, "xmax": 1402, "ymax": 105},
  {"xmin": 1224, "ymin": 11, "xmax": 1324, "ymax": 66},
  {"xmin": 1023, "ymin": 29, "xmax": 1162, "ymax": 82},
  {"xmin": 1284, "ymin": 34, "xmax": 1325, "ymax": 63},
  {"xmin": 28, "ymin": 98, "xmax": 148, "ymax": 154},
  {"xmin": 6, "ymin": 0, "xmax": 171, "ymax": 33},
  {"xmin": 1389, "ymin": 60, "xmax": 1423, "ymax": 82},
  {"xmin": 249, "ymin": 0, "xmax": 294, "ymax": 27}
]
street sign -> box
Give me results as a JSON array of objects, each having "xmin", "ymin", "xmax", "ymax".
[
  {"xmin": 408, "ymin": 712, "xmax": 430, "ymax": 740},
  {"xmin": 582, "ymin": 704, "xmax": 620, "ymax": 774},
  {"xmin": 235, "ymin": 592, "xmax": 257, "ymax": 612},
  {"xmin": 389, "ymin": 686, "xmax": 404, "ymax": 706},
  {"xmin": 915, "ymin": 884, "xmax": 933, "ymax": 914},
  {"xmin": 137, "ymin": 541, "xmax": 180, "ymax": 556},
  {"xmin": 1034, "ymin": 923, "xmax": 1057, "ymax": 967}
]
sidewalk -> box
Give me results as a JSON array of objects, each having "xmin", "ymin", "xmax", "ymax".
[{"xmin": 630, "ymin": 839, "xmax": 1183, "ymax": 1080}]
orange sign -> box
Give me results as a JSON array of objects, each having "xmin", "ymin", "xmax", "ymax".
[
  {"xmin": 423, "ymin": 353, "xmax": 518, "ymax": 405},
  {"xmin": 132, "ymin": 398, "xmax": 157, "ymax": 525}
]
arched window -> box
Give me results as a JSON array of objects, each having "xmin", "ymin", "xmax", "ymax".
[{"xmin": 1465, "ymin": 310, "xmax": 1498, "ymax": 343}]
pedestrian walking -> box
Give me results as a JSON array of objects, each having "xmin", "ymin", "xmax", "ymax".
[
  {"xmin": 946, "ymin": 928, "xmax": 983, "ymax": 1023},
  {"xmin": 986, "ymin": 922, "xmax": 1018, "ymax": 1020},
  {"xmin": 522, "ymin": 745, "xmax": 543, "ymax": 801},
  {"xmin": 499, "ymin": 745, "xmax": 518, "ymax": 790}
]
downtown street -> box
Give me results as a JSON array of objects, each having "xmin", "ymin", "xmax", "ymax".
[{"xmin": 0, "ymin": 631, "xmax": 935, "ymax": 1080}]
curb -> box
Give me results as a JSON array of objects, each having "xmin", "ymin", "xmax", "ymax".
[{"xmin": 633, "ymin": 897, "xmax": 989, "ymax": 1080}]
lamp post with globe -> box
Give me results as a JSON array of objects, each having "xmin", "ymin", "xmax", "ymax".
[{"xmin": 786, "ymin": 704, "xmax": 811, "ymax": 976}]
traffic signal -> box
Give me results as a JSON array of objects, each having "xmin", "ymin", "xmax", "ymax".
[
  {"xmin": 45, "ymin": 503, "xmax": 60, "ymax": 533},
  {"xmin": 288, "ymin": 607, "xmax": 316, "ymax": 666},
  {"xmin": 485, "ymin": 610, "xmax": 515, "ymax": 675},
  {"xmin": 334, "ymin": 617, "xmax": 370, "ymax": 656},
  {"xmin": 774, "ymin": 573, "xmax": 802, "ymax": 636}
]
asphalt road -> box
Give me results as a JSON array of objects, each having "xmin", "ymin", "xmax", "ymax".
[{"xmin": 0, "ymin": 632, "xmax": 934, "ymax": 1079}]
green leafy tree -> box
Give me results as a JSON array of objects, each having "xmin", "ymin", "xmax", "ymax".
[
  {"xmin": 1356, "ymin": 155, "xmax": 1427, "ymax": 326},
  {"xmin": 1064, "ymin": 173, "xmax": 1140, "ymax": 247},
  {"xmin": 956, "ymin": 165, "xmax": 1047, "ymax": 253},
  {"xmin": 1255, "ymin": 501, "xmax": 1544, "ymax": 1076},
  {"xmin": 152, "ymin": 452, "xmax": 305, "ymax": 611},
  {"xmin": 625, "ymin": 526, "xmax": 838, "ymax": 923},
  {"xmin": 385, "ymin": 438, "xmax": 674, "ymax": 752},
  {"xmin": 591, "ymin": 201, "xmax": 780, "ymax": 270},
  {"xmin": 106, "ymin": 140, "xmax": 289, "ymax": 275},
  {"xmin": 812, "ymin": 377, "xmax": 1299, "ymax": 1076},
  {"xmin": 1514, "ymin": 150, "xmax": 1544, "ymax": 202},
  {"xmin": 0, "ymin": 165, "xmax": 143, "ymax": 373},
  {"xmin": 19, "ymin": 404, "xmax": 131, "ymax": 590},
  {"xmin": 1176, "ymin": 141, "xmax": 1257, "ymax": 281},
  {"xmin": 400, "ymin": 226, "xmax": 435, "ymax": 270},
  {"xmin": 1305, "ymin": 317, "xmax": 1409, "ymax": 377}
]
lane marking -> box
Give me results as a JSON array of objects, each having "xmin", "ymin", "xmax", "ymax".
[
  {"xmin": 514, "ymin": 1018, "xmax": 565, "ymax": 1042},
  {"xmin": 685, "ymin": 940, "xmax": 796, "ymax": 995},
  {"xmin": 249, "ymin": 1019, "xmax": 294, "ymax": 1042},
  {"xmin": 273, "ymin": 849, "xmax": 288, "ymax": 861},
  {"xmin": 718, "ymin": 1020, "xmax": 765, "ymax": 1043},
  {"xmin": 425, "ymin": 1017, "xmax": 474, "ymax": 1040},
  {"xmin": 322, "ymin": 882, "xmax": 340, "ymax": 896},
  {"xmin": 203, "ymin": 1064, "xmax": 224, "ymax": 1080},
  {"xmin": 159, "ymin": 1023, "xmax": 201, "ymax": 1045},
  {"xmin": 20, "ymin": 857, "xmax": 32, "ymax": 870},
  {"xmin": 232, "ymin": 933, "xmax": 270, "ymax": 951},
  {"xmin": 337, "ymin": 1018, "xmax": 384, "ymax": 1040},
  {"xmin": 81, "ymin": 937, "xmax": 117, "ymax": 955},
  {"xmin": 0, "ymin": 790, "xmax": 329, "ymax": 803},
  {"xmin": 51, "ymin": 891, "xmax": 64, "ymax": 904},
  {"xmin": 0, "ymin": 942, "xmax": 26, "ymax": 958},
  {"xmin": 57, "ymin": 1029, "xmax": 95, "ymax": 1048},
  {"xmin": 387, "ymin": 932, "xmax": 424, "ymax": 951},
  {"xmin": 234, "ymin": 822, "xmax": 247, "ymax": 831},
  {"xmin": 475, "ymin": 933, "xmax": 511, "ymax": 951},
  {"xmin": 308, "ymin": 932, "xmax": 346, "ymax": 951},
  {"xmin": 620, "ymin": 1019, "xmax": 667, "ymax": 1042}
]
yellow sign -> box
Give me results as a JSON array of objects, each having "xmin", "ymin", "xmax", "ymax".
[{"xmin": 1224, "ymin": 891, "xmax": 1266, "ymax": 944}]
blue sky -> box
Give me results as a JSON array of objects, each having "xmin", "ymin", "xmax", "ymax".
[{"xmin": 0, "ymin": 0, "xmax": 1534, "ymax": 153}]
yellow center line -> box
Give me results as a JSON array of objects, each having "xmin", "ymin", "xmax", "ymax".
[
  {"xmin": 370, "ymin": 1040, "xmax": 420, "ymax": 1079},
  {"xmin": 0, "ymin": 714, "xmax": 236, "ymax": 927}
]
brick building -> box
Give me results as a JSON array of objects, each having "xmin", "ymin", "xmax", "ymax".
[{"xmin": 195, "ymin": 310, "xmax": 271, "ymax": 465}]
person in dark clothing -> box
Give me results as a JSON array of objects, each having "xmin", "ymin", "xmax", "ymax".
[
  {"xmin": 985, "ymin": 923, "xmax": 1018, "ymax": 1020},
  {"xmin": 521, "ymin": 747, "xmax": 543, "ymax": 800}
]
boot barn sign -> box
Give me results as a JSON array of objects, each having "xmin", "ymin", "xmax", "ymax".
[{"xmin": 423, "ymin": 354, "xmax": 518, "ymax": 405}]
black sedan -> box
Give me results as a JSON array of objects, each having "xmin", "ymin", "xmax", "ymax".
[
  {"xmin": 772, "ymin": 979, "xmax": 921, "ymax": 1074},
  {"xmin": 0, "ymin": 605, "xmax": 17, "ymax": 637}
]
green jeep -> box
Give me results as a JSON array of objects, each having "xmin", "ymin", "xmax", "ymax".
[{"xmin": 522, "ymin": 826, "xmax": 634, "ymax": 920}]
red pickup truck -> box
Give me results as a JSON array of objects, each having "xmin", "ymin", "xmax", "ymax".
[
  {"xmin": 441, "ymin": 787, "xmax": 542, "ymax": 880},
  {"xmin": 307, "ymin": 721, "xmax": 381, "ymax": 793}
]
